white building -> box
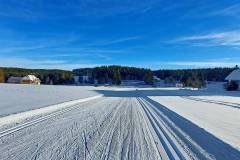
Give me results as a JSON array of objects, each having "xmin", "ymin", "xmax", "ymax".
[
  {"xmin": 153, "ymin": 76, "xmax": 161, "ymax": 81},
  {"xmin": 176, "ymin": 83, "xmax": 184, "ymax": 88},
  {"xmin": 81, "ymin": 76, "xmax": 89, "ymax": 83},
  {"xmin": 225, "ymin": 69, "xmax": 240, "ymax": 89},
  {"xmin": 74, "ymin": 75, "xmax": 90, "ymax": 84},
  {"xmin": 74, "ymin": 76, "xmax": 80, "ymax": 84}
]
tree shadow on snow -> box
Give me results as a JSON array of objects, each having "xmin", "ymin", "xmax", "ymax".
[
  {"xmin": 180, "ymin": 96, "xmax": 240, "ymax": 109},
  {"xmin": 95, "ymin": 89, "xmax": 240, "ymax": 110},
  {"xmin": 144, "ymin": 97, "xmax": 240, "ymax": 160},
  {"xmin": 94, "ymin": 89, "xmax": 240, "ymax": 160},
  {"xmin": 95, "ymin": 88, "xmax": 240, "ymax": 98}
]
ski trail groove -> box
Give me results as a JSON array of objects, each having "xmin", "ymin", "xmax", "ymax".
[
  {"xmin": 138, "ymin": 97, "xmax": 215, "ymax": 160},
  {"xmin": 87, "ymin": 99, "xmax": 124, "ymax": 160},
  {"xmin": 0, "ymin": 97, "xmax": 234, "ymax": 160},
  {"xmin": 0, "ymin": 99, "xmax": 99, "ymax": 139}
]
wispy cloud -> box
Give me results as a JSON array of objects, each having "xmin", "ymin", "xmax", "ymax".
[
  {"xmin": 172, "ymin": 30, "xmax": 240, "ymax": 47},
  {"xmin": 206, "ymin": 4, "xmax": 240, "ymax": 17},
  {"xmin": 164, "ymin": 61, "xmax": 240, "ymax": 68},
  {"xmin": 181, "ymin": 2, "xmax": 240, "ymax": 19},
  {"xmin": 0, "ymin": 56, "xmax": 102, "ymax": 70},
  {"xmin": 86, "ymin": 36, "xmax": 141, "ymax": 46},
  {"xmin": 0, "ymin": 55, "xmax": 144, "ymax": 70},
  {"xmin": 0, "ymin": 32, "xmax": 78, "ymax": 53},
  {"xmin": 117, "ymin": 58, "xmax": 240, "ymax": 69},
  {"xmin": 0, "ymin": 28, "xmax": 134, "ymax": 61}
]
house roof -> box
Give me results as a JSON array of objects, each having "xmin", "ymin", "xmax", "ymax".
[
  {"xmin": 153, "ymin": 76, "xmax": 161, "ymax": 81},
  {"xmin": 225, "ymin": 69, "xmax": 240, "ymax": 81},
  {"xmin": 22, "ymin": 75, "xmax": 39, "ymax": 81}
]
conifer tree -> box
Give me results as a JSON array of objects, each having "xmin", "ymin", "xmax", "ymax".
[{"xmin": 113, "ymin": 69, "xmax": 121, "ymax": 85}]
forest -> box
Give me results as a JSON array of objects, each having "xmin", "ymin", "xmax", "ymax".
[
  {"xmin": 73, "ymin": 65, "xmax": 154, "ymax": 85},
  {"xmin": 154, "ymin": 67, "xmax": 236, "ymax": 88},
  {"xmin": 154, "ymin": 67, "xmax": 235, "ymax": 82},
  {"xmin": 0, "ymin": 66, "xmax": 153, "ymax": 85},
  {"xmin": 0, "ymin": 66, "xmax": 237, "ymax": 87},
  {"xmin": 0, "ymin": 67, "xmax": 74, "ymax": 85}
]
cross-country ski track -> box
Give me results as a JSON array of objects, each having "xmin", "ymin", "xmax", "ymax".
[{"xmin": 0, "ymin": 96, "xmax": 239, "ymax": 160}]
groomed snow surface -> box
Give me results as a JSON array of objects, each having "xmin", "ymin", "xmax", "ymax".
[
  {"xmin": 0, "ymin": 84, "xmax": 240, "ymax": 160},
  {"xmin": 0, "ymin": 84, "xmax": 100, "ymax": 117}
]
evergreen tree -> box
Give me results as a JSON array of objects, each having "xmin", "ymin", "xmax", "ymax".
[
  {"xmin": 113, "ymin": 69, "xmax": 121, "ymax": 85},
  {"xmin": 104, "ymin": 72, "xmax": 109, "ymax": 83},
  {"xmin": 144, "ymin": 70, "xmax": 154, "ymax": 85},
  {"xmin": 225, "ymin": 81, "xmax": 239, "ymax": 91}
]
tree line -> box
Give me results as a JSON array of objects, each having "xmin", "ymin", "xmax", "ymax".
[
  {"xmin": 0, "ymin": 66, "xmax": 237, "ymax": 87},
  {"xmin": 154, "ymin": 67, "xmax": 236, "ymax": 88},
  {"xmin": 1, "ymin": 66, "xmax": 154, "ymax": 85},
  {"xmin": 0, "ymin": 67, "xmax": 74, "ymax": 85},
  {"xmin": 73, "ymin": 65, "xmax": 154, "ymax": 85}
]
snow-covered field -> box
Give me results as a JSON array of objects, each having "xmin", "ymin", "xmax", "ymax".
[
  {"xmin": 149, "ymin": 96, "xmax": 240, "ymax": 150},
  {"xmin": 0, "ymin": 84, "xmax": 100, "ymax": 117},
  {"xmin": 0, "ymin": 83, "xmax": 239, "ymax": 160}
]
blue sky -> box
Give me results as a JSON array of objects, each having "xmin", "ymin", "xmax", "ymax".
[{"xmin": 0, "ymin": 0, "xmax": 240, "ymax": 70}]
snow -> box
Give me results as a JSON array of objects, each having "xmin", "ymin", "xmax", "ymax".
[
  {"xmin": 0, "ymin": 84, "xmax": 101, "ymax": 117},
  {"xmin": 0, "ymin": 98, "xmax": 164, "ymax": 160},
  {"xmin": 149, "ymin": 95, "xmax": 240, "ymax": 150},
  {"xmin": 225, "ymin": 69, "xmax": 240, "ymax": 81},
  {"xmin": 21, "ymin": 75, "xmax": 38, "ymax": 81},
  {"xmin": 0, "ymin": 95, "xmax": 103, "ymax": 127},
  {"xmin": 0, "ymin": 83, "xmax": 239, "ymax": 159}
]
